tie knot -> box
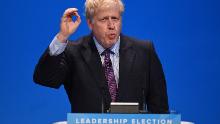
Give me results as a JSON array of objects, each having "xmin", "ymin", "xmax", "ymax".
[{"xmin": 101, "ymin": 49, "xmax": 114, "ymax": 56}]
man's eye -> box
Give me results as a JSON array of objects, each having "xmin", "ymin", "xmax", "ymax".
[
  {"xmin": 100, "ymin": 18, "xmax": 106, "ymax": 21},
  {"xmin": 112, "ymin": 17, "xmax": 119, "ymax": 21}
]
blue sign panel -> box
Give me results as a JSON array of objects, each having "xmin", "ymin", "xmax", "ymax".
[{"xmin": 67, "ymin": 113, "xmax": 181, "ymax": 124}]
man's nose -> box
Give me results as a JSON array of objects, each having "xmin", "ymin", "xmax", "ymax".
[{"xmin": 107, "ymin": 19, "xmax": 115, "ymax": 30}]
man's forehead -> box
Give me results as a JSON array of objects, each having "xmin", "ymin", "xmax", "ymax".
[
  {"xmin": 95, "ymin": 8, "xmax": 120, "ymax": 16},
  {"xmin": 99, "ymin": 4, "xmax": 120, "ymax": 10}
]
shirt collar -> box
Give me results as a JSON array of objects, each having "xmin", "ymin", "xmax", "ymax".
[{"xmin": 93, "ymin": 36, "xmax": 120, "ymax": 56}]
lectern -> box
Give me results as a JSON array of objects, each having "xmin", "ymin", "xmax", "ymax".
[
  {"xmin": 67, "ymin": 113, "xmax": 181, "ymax": 124},
  {"xmin": 53, "ymin": 102, "xmax": 194, "ymax": 124}
]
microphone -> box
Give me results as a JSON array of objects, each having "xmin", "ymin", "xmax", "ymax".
[
  {"xmin": 100, "ymin": 86, "xmax": 105, "ymax": 113},
  {"xmin": 101, "ymin": 90, "xmax": 105, "ymax": 113},
  {"xmin": 142, "ymin": 88, "xmax": 146, "ymax": 111},
  {"xmin": 139, "ymin": 87, "xmax": 148, "ymax": 113}
]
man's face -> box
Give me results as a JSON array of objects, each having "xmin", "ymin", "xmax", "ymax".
[{"xmin": 87, "ymin": 6, "xmax": 122, "ymax": 48}]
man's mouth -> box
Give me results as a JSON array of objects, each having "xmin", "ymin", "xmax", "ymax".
[{"xmin": 108, "ymin": 33, "xmax": 116, "ymax": 39}]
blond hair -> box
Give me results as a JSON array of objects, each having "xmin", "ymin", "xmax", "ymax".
[{"xmin": 85, "ymin": 0, "xmax": 124, "ymax": 20}]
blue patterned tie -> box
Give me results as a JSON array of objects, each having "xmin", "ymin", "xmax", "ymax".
[{"xmin": 102, "ymin": 49, "xmax": 117, "ymax": 102}]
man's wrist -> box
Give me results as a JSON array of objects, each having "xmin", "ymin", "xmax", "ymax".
[
  {"xmin": 57, "ymin": 32, "xmax": 69, "ymax": 43},
  {"xmin": 49, "ymin": 35, "xmax": 68, "ymax": 56}
]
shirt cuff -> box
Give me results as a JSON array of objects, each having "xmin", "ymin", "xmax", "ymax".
[{"xmin": 49, "ymin": 35, "xmax": 68, "ymax": 56}]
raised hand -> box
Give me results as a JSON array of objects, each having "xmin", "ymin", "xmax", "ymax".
[{"xmin": 57, "ymin": 8, "xmax": 81, "ymax": 42}]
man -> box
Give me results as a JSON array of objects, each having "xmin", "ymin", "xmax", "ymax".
[{"xmin": 33, "ymin": 0, "xmax": 169, "ymax": 113}]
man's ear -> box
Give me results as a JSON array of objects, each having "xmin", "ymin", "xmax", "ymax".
[{"xmin": 87, "ymin": 19, "xmax": 93, "ymax": 30}]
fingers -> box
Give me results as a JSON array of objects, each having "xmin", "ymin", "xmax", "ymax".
[
  {"xmin": 74, "ymin": 11, "xmax": 81, "ymax": 23},
  {"xmin": 62, "ymin": 8, "xmax": 81, "ymax": 23},
  {"xmin": 63, "ymin": 8, "xmax": 78, "ymax": 18}
]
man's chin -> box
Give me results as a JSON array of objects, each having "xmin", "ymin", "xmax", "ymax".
[{"xmin": 108, "ymin": 40, "xmax": 118, "ymax": 47}]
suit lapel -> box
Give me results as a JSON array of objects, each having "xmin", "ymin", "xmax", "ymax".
[
  {"xmin": 118, "ymin": 35, "xmax": 136, "ymax": 101},
  {"xmin": 80, "ymin": 35, "xmax": 112, "ymax": 109},
  {"xmin": 80, "ymin": 36, "xmax": 105, "ymax": 86}
]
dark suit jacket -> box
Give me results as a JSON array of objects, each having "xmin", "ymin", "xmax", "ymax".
[{"xmin": 33, "ymin": 34, "xmax": 169, "ymax": 113}]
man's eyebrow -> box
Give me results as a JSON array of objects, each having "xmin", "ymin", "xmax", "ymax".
[{"xmin": 111, "ymin": 16, "xmax": 119, "ymax": 19}]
